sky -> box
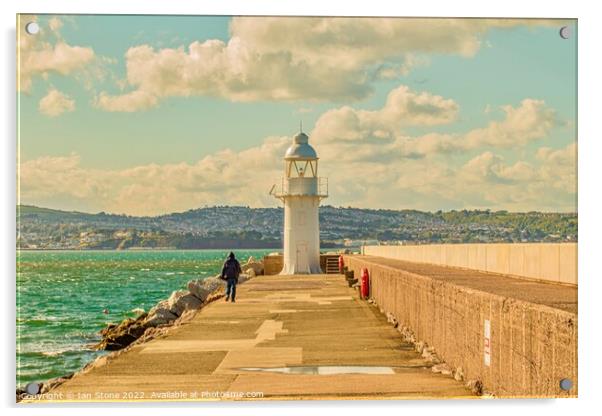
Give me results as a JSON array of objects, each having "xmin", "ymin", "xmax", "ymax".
[{"xmin": 17, "ymin": 15, "xmax": 577, "ymax": 216}]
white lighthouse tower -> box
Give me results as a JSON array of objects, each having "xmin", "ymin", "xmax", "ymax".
[{"xmin": 270, "ymin": 129, "xmax": 328, "ymax": 274}]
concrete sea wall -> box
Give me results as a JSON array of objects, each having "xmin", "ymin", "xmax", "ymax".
[
  {"xmin": 344, "ymin": 255, "xmax": 578, "ymax": 397},
  {"xmin": 263, "ymin": 255, "xmax": 284, "ymax": 275},
  {"xmin": 362, "ymin": 243, "xmax": 577, "ymax": 285},
  {"xmin": 263, "ymin": 254, "xmax": 340, "ymax": 275}
]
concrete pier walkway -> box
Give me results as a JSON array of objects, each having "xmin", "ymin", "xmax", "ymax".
[{"xmin": 42, "ymin": 274, "xmax": 474, "ymax": 402}]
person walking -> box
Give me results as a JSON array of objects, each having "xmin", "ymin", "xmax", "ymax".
[{"xmin": 220, "ymin": 251, "xmax": 242, "ymax": 303}]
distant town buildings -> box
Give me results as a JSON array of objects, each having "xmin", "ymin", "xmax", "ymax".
[{"xmin": 16, "ymin": 205, "xmax": 578, "ymax": 250}]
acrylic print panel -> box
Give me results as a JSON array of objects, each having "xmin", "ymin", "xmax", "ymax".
[{"xmin": 16, "ymin": 14, "xmax": 577, "ymax": 402}]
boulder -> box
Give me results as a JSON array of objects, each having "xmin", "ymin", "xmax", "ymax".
[
  {"xmin": 386, "ymin": 312, "xmax": 398, "ymax": 327},
  {"xmin": 103, "ymin": 334, "xmax": 136, "ymax": 351},
  {"xmin": 126, "ymin": 322, "xmax": 147, "ymax": 338},
  {"xmin": 166, "ymin": 290, "xmax": 188, "ymax": 315},
  {"xmin": 145, "ymin": 300, "xmax": 178, "ymax": 327},
  {"xmin": 453, "ymin": 367, "xmax": 464, "ymax": 382},
  {"xmin": 431, "ymin": 363, "xmax": 452, "ymax": 375},
  {"xmin": 96, "ymin": 313, "xmax": 149, "ymax": 351},
  {"xmin": 100, "ymin": 322, "xmax": 118, "ymax": 337},
  {"xmin": 131, "ymin": 307, "xmax": 145, "ymax": 316},
  {"xmin": 466, "ymin": 380, "xmax": 484, "ymax": 395},
  {"xmin": 145, "ymin": 309, "xmax": 177, "ymax": 327},
  {"xmin": 202, "ymin": 276, "xmax": 224, "ymax": 294},
  {"xmin": 176, "ymin": 309, "xmax": 198, "ymax": 325},
  {"xmin": 242, "ymin": 258, "xmax": 264, "ymax": 275},
  {"xmin": 239, "ymin": 273, "xmax": 252, "ymax": 284},
  {"xmin": 187, "ymin": 279, "xmax": 212, "ymax": 302},
  {"xmin": 148, "ymin": 299, "xmax": 169, "ymax": 316},
  {"xmin": 171, "ymin": 293, "xmax": 203, "ymax": 317}
]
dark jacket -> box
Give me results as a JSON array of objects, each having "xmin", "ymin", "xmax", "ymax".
[{"xmin": 221, "ymin": 258, "xmax": 242, "ymax": 282}]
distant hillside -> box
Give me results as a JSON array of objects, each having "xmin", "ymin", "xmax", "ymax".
[{"xmin": 16, "ymin": 204, "xmax": 577, "ymax": 250}]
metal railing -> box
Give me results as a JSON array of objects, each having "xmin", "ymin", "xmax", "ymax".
[
  {"xmin": 269, "ymin": 177, "xmax": 328, "ymax": 199},
  {"xmin": 318, "ymin": 177, "xmax": 329, "ymax": 198}
]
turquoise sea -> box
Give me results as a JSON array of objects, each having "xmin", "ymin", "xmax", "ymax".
[{"xmin": 16, "ymin": 249, "xmax": 272, "ymax": 387}]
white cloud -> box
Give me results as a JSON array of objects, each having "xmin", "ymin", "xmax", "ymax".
[
  {"xmin": 19, "ymin": 153, "xmax": 110, "ymax": 203},
  {"xmin": 536, "ymin": 142, "xmax": 577, "ymax": 194},
  {"xmin": 229, "ymin": 17, "xmax": 560, "ymax": 65},
  {"xmin": 48, "ymin": 16, "xmax": 63, "ymax": 32},
  {"xmin": 18, "ymin": 139, "xmax": 577, "ymax": 215},
  {"xmin": 449, "ymin": 146, "xmax": 576, "ymax": 210},
  {"xmin": 19, "ymin": 137, "xmax": 291, "ymax": 216},
  {"xmin": 460, "ymin": 152, "xmax": 536, "ymax": 184},
  {"xmin": 38, "ymin": 88, "xmax": 75, "ymax": 117},
  {"xmin": 310, "ymin": 89, "xmax": 557, "ymax": 162},
  {"xmin": 96, "ymin": 17, "xmax": 563, "ymax": 110},
  {"xmin": 464, "ymin": 99, "xmax": 557, "ymax": 148},
  {"xmin": 312, "ymin": 85, "xmax": 458, "ymax": 147},
  {"xmin": 19, "ymin": 82, "xmax": 575, "ymax": 214},
  {"xmin": 94, "ymin": 90, "xmax": 158, "ymax": 112},
  {"xmin": 18, "ymin": 16, "xmax": 96, "ymax": 92},
  {"xmin": 376, "ymin": 55, "xmax": 430, "ymax": 80}
]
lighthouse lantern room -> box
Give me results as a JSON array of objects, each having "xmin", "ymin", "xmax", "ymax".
[{"xmin": 270, "ymin": 129, "xmax": 328, "ymax": 274}]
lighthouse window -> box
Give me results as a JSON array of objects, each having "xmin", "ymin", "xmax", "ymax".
[
  {"xmin": 286, "ymin": 161, "xmax": 293, "ymax": 178},
  {"xmin": 286, "ymin": 159, "xmax": 319, "ymax": 178},
  {"xmin": 288, "ymin": 160, "xmax": 313, "ymax": 178},
  {"xmin": 309, "ymin": 160, "xmax": 317, "ymax": 177}
]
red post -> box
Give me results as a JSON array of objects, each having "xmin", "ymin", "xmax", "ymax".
[
  {"xmin": 360, "ymin": 268, "xmax": 370, "ymax": 299},
  {"xmin": 338, "ymin": 255, "xmax": 345, "ymax": 273}
]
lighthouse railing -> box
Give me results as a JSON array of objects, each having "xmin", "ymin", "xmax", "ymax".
[
  {"xmin": 269, "ymin": 177, "xmax": 328, "ymax": 199},
  {"xmin": 318, "ymin": 177, "xmax": 329, "ymax": 198}
]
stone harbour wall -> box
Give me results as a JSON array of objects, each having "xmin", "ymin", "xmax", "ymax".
[
  {"xmin": 263, "ymin": 254, "xmax": 284, "ymax": 275},
  {"xmin": 262, "ymin": 254, "xmax": 341, "ymax": 275},
  {"xmin": 344, "ymin": 255, "xmax": 578, "ymax": 398},
  {"xmin": 362, "ymin": 243, "xmax": 577, "ymax": 285}
]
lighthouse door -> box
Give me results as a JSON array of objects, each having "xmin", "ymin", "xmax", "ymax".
[{"xmin": 296, "ymin": 241, "xmax": 309, "ymax": 273}]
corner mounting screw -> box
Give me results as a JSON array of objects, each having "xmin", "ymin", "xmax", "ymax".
[{"xmin": 559, "ymin": 378, "xmax": 573, "ymax": 391}]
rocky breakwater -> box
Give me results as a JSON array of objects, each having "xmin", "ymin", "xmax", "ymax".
[{"xmin": 96, "ymin": 255, "xmax": 264, "ymax": 351}]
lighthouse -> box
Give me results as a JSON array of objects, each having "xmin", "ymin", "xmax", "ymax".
[{"xmin": 270, "ymin": 129, "xmax": 328, "ymax": 274}]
